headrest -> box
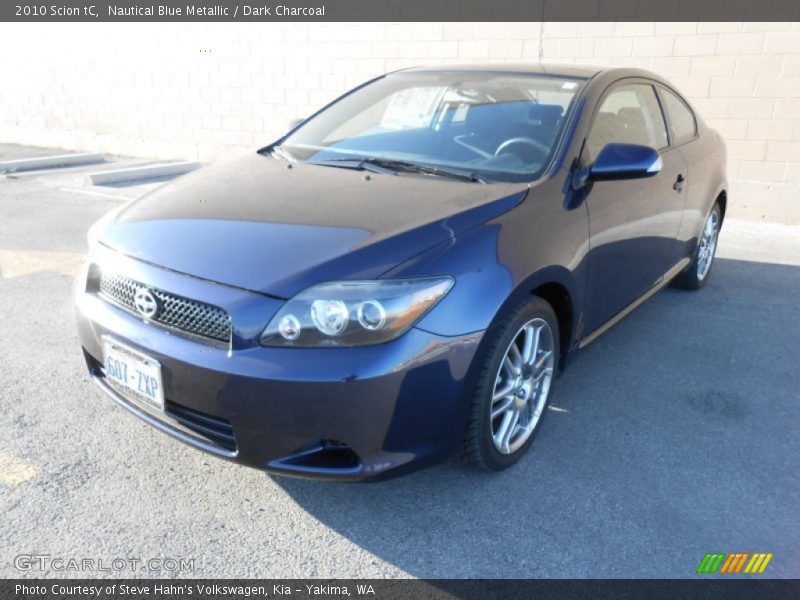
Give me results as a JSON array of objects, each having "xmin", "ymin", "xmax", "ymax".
[
  {"xmin": 529, "ymin": 104, "xmax": 564, "ymax": 121},
  {"xmin": 594, "ymin": 111, "xmax": 619, "ymax": 130},
  {"xmin": 589, "ymin": 112, "xmax": 621, "ymax": 151},
  {"xmin": 617, "ymin": 107, "xmax": 647, "ymax": 142},
  {"xmin": 465, "ymin": 103, "xmax": 503, "ymax": 135},
  {"xmin": 618, "ymin": 107, "xmax": 645, "ymax": 125}
]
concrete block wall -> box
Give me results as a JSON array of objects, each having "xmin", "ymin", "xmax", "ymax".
[{"xmin": 2, "ymin": 22, "xmax": 799, "ymax": 223}]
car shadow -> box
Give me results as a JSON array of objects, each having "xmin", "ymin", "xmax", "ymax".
[{"xmin": 272, "ymin": 258, "xmax": 800, "ymax": 578}]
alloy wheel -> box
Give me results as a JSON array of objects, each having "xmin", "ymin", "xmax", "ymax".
[
  {"xmin": 697, "ymin": 210, "xmax": 720, "ymax": 281},
  {"xmin": 490, "ymin": 318, "xmax": 555, "ymax": 455}
]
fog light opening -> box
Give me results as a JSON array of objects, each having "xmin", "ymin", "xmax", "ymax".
[{"xmin": 282, "ymin": 439, "xmax": 361, "ymax": 471}]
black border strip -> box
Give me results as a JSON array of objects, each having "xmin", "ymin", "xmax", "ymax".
[
  {"xmin": 3, "ymin": 579, "xmax": 800, "ymax": 600},
  {"xmin": 3, "ymin": 0, "xmax": 800, "ymax": 22}
]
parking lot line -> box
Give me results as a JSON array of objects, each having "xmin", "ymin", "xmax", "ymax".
[
  {"xmin": 0, "ymin": 452, "xmax": 38, "ymax": 485},
  {"xmin": 0, "ymin": 249, "xmax": 85, "ymax": 279}
]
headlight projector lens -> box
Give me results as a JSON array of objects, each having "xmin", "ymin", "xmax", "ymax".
[
  {"xmin": 278, "ymin": 314, "xmax": 301, "ymax": 340},
  {"xmin": 357, "ymin": 300, "xmax": 386, "ymax": 330},
  {"xmin": 310, "ymin": 300, "xmax": 349, "ymax": 336}
]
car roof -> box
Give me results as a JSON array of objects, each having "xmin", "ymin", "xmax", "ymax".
[
  {"xmin": 401, "ymin": 63, "xmax": 605, "ymax": 79},
  {"xmin": 399, "ymin": 63, "xmax": 670, "ymax": 84}
]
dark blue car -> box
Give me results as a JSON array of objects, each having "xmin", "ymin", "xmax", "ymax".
[{"xmin": 74, "ymin": 64, "xmax": 727, "ymax": 480}]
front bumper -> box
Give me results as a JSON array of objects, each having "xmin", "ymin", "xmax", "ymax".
[{"xmin": 73, "ymin": 250, "xmax": 482, "ymax": 481}]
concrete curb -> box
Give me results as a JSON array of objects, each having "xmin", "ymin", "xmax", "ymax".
[
  {"xmin": 86, "ymin": 161, "xmax": 201, "ymax": 186},
  {"xmin": 0, "ymin": 152, "xmax": 104, "ymax": 174}
]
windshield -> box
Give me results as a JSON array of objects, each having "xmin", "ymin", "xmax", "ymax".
[{"xmin": 279, "ymin": 71, "xmax": 585, "ymax": 183}]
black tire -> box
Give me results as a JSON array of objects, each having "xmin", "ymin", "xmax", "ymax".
[
  {"xmin": 672, "ymin": 202, "xmax": 722, "ymax": 291},
  {"xmin": 462, "ymin": 296, "xmax": 560, "ymax": 471}
]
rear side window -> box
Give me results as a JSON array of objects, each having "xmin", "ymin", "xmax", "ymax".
[
  {"xmin": 586, "ymin": 83, "xmax": 668, "ymax": 160},
  {"xmin": 660, "ymin": 87, "xmax": 697, "ymax": 145}
]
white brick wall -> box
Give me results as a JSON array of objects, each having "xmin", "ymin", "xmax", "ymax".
[{"xmin": 2, "ymin": 21, "xmax": 800, "ymax": 222}]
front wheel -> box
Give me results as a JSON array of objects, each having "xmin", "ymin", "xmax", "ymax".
[
  {"xmin": 672, "ymin": 202, "xmax": 722, "ymax": 290},
  {"xmin": 462, "ymin": 296, "xmax": 559, "ymax": 471}
]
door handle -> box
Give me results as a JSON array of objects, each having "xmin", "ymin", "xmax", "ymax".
[{"xmin": 673, "ymin": 174, "xmax": 685, "ymax": 192}]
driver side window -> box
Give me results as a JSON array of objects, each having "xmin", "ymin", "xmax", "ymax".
[{"xmin": 586, "ymin": 83, "xmax": 668, "ymax": 161}]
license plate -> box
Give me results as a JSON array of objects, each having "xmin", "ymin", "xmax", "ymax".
[{"xmin": 102, "ymin": 337, "xmax": 164, "ymax": 412}]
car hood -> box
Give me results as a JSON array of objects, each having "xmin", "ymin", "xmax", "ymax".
[{"xmin": 99, "ymin": 152, "xmax": 527, "ymax": 298}]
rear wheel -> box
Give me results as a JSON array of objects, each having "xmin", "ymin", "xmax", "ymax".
[
  {"xmin": 462, "ymin": 297, "xmax": 559, "ymax": 471},
  {"xmin": 672, "ymin": 202, "xmax": 722, "ymax": 290}
]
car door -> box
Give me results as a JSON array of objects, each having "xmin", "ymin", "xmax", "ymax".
[
  {"xmin": 657, "ymin": 85, "xmax": 708, "ymax": 244},
  {"xmin": 582, "ymin": 81, "xmax": 687, "ymax": 334}
]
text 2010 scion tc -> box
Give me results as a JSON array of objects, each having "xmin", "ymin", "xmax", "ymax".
[{"xmin": 74, "ymin": 64, "xmax": 727, "ymax": 480}]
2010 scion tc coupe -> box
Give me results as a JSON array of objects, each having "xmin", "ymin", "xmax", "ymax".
[{"xmin": 74, "ymin": 64, "xmax": 727, "ymax": 481}]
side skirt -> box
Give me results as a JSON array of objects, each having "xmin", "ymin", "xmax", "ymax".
[{"xmin": 577, "ymin": 257, "xmax": 691, "ymax": 349}]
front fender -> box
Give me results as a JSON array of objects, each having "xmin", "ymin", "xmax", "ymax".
[{"xmin": 386, "ymin": 221, "xmax": 584, "ymax": 342}]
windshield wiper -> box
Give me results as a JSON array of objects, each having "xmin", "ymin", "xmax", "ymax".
[
  {"xmin": 309, "ymin": 157, "xmax": 398, "ymax": 175},
  {"xmin": 270, "ymin": 145, "xmax": 296, "ymax": 162},
  {"xmin": 312, "ymin": 157, "xmax": 486, "ymax": 183},
  {"xmin": 368, "ymin": 159, "xmax": 487, "ymax": 184}
]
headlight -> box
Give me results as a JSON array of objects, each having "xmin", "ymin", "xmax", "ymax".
[{"xmin": 260, "ymin": 277, "xmax": 454, "ymax": 347}]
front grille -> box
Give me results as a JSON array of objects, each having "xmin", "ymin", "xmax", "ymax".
[
  {"xmin": 97, "ymin": 272, "xmax": 231, "ymax": 342},
  {"xmin": 166, "ymin": 401, "xmax": 237, "ymax": 451}
]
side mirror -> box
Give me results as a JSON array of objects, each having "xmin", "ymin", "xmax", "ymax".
[
  {"xmin": 589, "ymin": 143, "xmax": 662, "ymax": 182},
  {"xmin": 287, "ymin": 117, "xmax": 305, "ymax": 130}
]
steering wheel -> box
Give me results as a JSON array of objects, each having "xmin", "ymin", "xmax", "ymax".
[{"xmin": 494, "ymin": 137, "xmax": 550, "ymax": 163}]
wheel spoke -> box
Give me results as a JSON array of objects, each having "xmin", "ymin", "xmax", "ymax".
[
  {"xmin": 491, "ymin": 397, "xmax": 514, "ymax": 419},
  {"xmin": 494, "ymin": 411, "xmax": 513, "ymax": 448},
  {"xmin": 502, "ymin": 355, "xmax": 516, "ymax": 377},
  {"xmin": 503, "ymin": 409, "xmax": 520, "ymax": 451},
  {"xmin": 509, "ymin": 343, "xmax": 523, "ymax": 373},
  {"xmin": 496, "ymin": 409, "xmax": 520, "ymax": 452},
  {"xmin": 532, "ymin": 366, "xmax": 554, "ymax": 384},
  {"xmin": 492, "ymin": 379, "xmax": 515, "ymax": 402},
  {"xmin": 520, "ymin": 324, "xmax": 534, "ymax": 364},
  {"xmin": 533, "ymin": 349, "xmax": 553, "ymax": 371}
]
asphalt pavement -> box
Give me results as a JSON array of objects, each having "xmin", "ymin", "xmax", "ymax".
[{"xmin": 1, "ymin": 145, "xmax": 798, "ymax": 578}]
